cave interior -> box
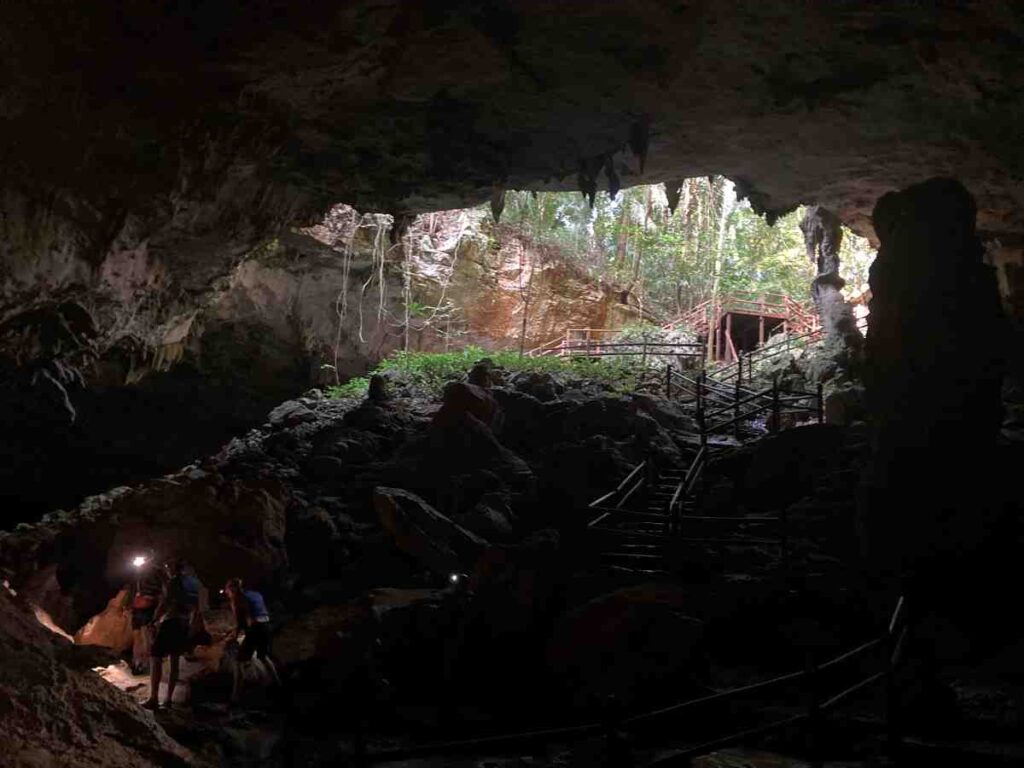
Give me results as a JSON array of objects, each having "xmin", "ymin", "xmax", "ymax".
[{"xmin": 1, "ymin": 3, "xmax": 1024, "ymax": 766}]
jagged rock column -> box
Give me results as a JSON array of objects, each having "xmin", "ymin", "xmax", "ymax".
[
  {"xmin": 800, "ymin": 205, "xmax": 863, "ymax": 360},
  {"xmin": 860, "ymin": 179, "xmax": 1006, "ymax": 600}
]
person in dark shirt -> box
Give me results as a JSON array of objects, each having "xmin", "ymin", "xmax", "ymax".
[
  {"xmin": 121, "ymin": 552, "xmax": 163, "ymax": 675},
  {"xmin": 144, "ymin": 558, "xmax": 201, "ymax": 709},
  {"xmin": 224, "ymin": 577, "xmax": 281, "ymax": 703}
]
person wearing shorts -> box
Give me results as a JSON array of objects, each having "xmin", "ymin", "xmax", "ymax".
[
  {"xmin": 224, "ymin": 578, "xmax": 281, "ymax": 703},
  {"xmin": 144, "ymin": 559, "xmax": 200, "ymax": 710}
]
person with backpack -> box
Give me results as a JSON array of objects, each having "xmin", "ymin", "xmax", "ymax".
[
  {"xmin": 121, "ymin": 550, "xmax": 163, "ymax": 675},
  {"xmin": 223, "ymin": 577, "xmax": 281, "ymax": 704},
  {"xmin": 144, "ymin": 558, "xmax": 201, "ymax": 710}
]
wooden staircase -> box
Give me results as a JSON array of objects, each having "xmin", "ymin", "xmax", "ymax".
[
  {"xmin": 588, "ymin": 448, "xmax": 785, "ymax": 583},
  {"xmin": 587, "ymin": 465, "xmax": 684, "ymax": 579}
]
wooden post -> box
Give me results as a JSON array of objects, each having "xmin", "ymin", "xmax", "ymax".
[
  {"xmin": 665, "ymin": 363, "xmax": 672, "ymax": 399},
  {"xmin": 759, "ymin": 314, "xmax": 765, "ymax": 346},
  {"xmin": 817, "ymin": 383, "xmax": 824, "ymax": 424},
  {"xmin": 708, "ymin": 305, "xmax": 716, "ymax": 363},
  {"xmin": 807, "ymin": 655, "xmax": 823, "ymax": 768},
  {"xmin": 353, "ymin": 718, "xmax": 367, "ymax": 767},
  {"xmin": 886, "ymin": 633, "xmax": 903, "ymax": 757},
  {"xmin": 603, "ymin": 696, "xmax": 629, "ymax": 768},
  {"xmin": 780, "ymin": 501, "xmax": 790, "ymax": 584},
  {"xmin": 725, "ymin": 312, "xmax": 733, "ymax": 363},
  {"xmin": 886, "ymin": 600, "xmax": 906, "ymax": 758},
  {"xmin": 697, "ymin": 371, "xmax": 706, "ymax": 444},
  {"xmin": 770, "ymin": 378, "xmax": 780, "ymax": 433},
  {"xmin": 734, "ymin": 370, "xmax": 741, "ymax": 439},
  {"xmin": 640, "ymin": 341, "xmax": 647, "ymax": 368}
]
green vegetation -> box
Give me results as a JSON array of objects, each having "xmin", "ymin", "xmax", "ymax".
[
  {"xmin": 326, "ymin": 347, "xmax": 647, "ymax": 399},
  {"xmin": 498, "ymin": 180, "xmax": 875, "ymax": 317},
  {"xmin": 326, "ymin": 376, "xmax": 370, "ymax": 399}
]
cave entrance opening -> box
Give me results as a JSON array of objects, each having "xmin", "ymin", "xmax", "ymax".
[{"xmin": 719, "ymin": 312, "xmax": 786, "ymax": 360}]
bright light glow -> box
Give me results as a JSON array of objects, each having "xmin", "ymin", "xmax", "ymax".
[
  {"xmin": 131, "ymin": 555, "xmax": 148, "ymax": 568},
  {"xmin": 448, "ymin": 573, "xmax": 460, "ymax": 584}
]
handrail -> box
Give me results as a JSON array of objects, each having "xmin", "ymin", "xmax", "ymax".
[
  {"xmin": 702, "ymin": 387, "xmax": 773, "ymax": 421},
  {"xmin": 668, "ymin": 444, "xmax": 707, "ymax": 515},
  {"xmin": 364, "ymin": 596, "xmax": 908, "ymax": 766},
  {"xmin": 563, "ymin": 342, "xmax": 704, "ymax": 350},
  {"xmin": 587, "ymin": 461, "xmax": 646, "ymax": 509}
]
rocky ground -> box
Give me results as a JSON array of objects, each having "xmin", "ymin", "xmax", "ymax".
[{"xmin": 1, "ymin": 361, "xmax": 1022, "ymax": 766}]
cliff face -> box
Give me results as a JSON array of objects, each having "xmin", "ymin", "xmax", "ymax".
[
  {"xmin": 0, "ymin": 202, "xmax": 635, "ymax": 524},
  {"xmin": 412, "ymin": 213, "xmax": 641, "ymax": 353}
]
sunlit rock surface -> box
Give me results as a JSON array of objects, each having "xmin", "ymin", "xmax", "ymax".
[{"xmin": 0, "ymin": 585, "xmax": 194, "ymax": 767}]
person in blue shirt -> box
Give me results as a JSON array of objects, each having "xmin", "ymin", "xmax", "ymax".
[
  {"xmin": 224, "ymin": 577, "xmax": 281, "ymax": 703},
  {"xmin": 144, "ymin": 558, "xmax": 201, "ymax": 709}
]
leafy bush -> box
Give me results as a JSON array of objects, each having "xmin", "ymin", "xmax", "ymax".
[
  {"xmin": 325, "ymin": 377, "xmax": 369, "ymax": 399},
  {"xmin": 326, "ymin": 346, "xmax": 646, "ymax": 400}
]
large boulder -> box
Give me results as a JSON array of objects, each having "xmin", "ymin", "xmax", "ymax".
[
  {"xmin": 546, "ymin": 584, "xmax": 705, "ymax": 707},
  {"xmin": 490, "ymin": 388, "xmax": 547, "ymax": 452},
  {"xmin": 374, "ymin": 487, "xmax": 488, "ymax": 575},
  {"xmin": 509, "ymin": 371, "xmax": 563, "ymax": 402},
  {"xmin": 535, "ymin": 435, "xmax": 633, "ymax": 517},
  {"xmin": 824, "ymin": 380, "xmax": 867, "ymax": 426},
  {"xmin": 456, "ymin": 495, "xmax": 515, "ymax": 542},
  {"xmin": 267, "ymin": 399, "xmax": 316, "ymax": 429},
  {"xmin": 285, "ymin": 504, "xmax": 345, "ymax": 580},
  {"xmin": 74, "ymin": 588, "xmax": 134, "ymax": 653},
  {"xmin": 425, "ymin": 409, "xmax": 535, "ymax": 498},
  {"xmin": 432, "ymin": 381, "xmax": 503, "ymax": 432},
  {"xmin": 0, "ymin": 585, "xmax": 194, "ymax": 767},
  {"xmin": 276, "ymin": 587, "xmax": 445, "ymax": 668},
  {"xmin": 740, "ymin": 424, "xmax": 845, "ymax": 512}
]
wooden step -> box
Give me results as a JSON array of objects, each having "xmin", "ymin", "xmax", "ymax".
[
  {"xmin": 613, "ymin": 510, "xmax": 670, "ymax": 521},
  {"xmin": 590, "ymin": 526, "xmax": 664, "ymax": 540},
  {"xmin": 677, "ymin": 515, "xmax": 779, "ymax": 522},
  {"xmin": 602, "ymin": 564, "xmax": 673, "ymax": 578},
  {"xmin": 668, "ymin": 536, "xmax": 780, "ymax": 545}
]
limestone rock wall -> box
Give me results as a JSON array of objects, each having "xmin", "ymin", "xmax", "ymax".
[
  {"xmin": 0, "ymin": 200, "xmax": 635, "ymax": 525},
  {"xmin": 0, "ymin": 585, "xmax": 193, "ymax": 767}
]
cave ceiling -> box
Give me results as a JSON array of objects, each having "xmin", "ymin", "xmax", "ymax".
[{"xmin": 4, "ymin": 1, "xmax": 1024, "ymax": 246}]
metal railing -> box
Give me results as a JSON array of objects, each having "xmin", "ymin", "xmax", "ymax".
[
  {"xmin": 663, "ymin": 364, "xmax": 822, "ymax": 438},
  {"xmin": 586, "ymin": 461, "xmax": 648, "ymax": 529},
  {"xmin": 716, "ymin": 315, "xmax": 868, "ymax": 384},
  {"xmin": 358, "ymin": 596, "xmax": 909, "ymax": 766},
  {"xmin": 527, "ymin": 331, "xmax": 705, "ymax": 363}
]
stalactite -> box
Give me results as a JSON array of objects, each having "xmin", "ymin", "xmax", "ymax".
[
  {"xmin": 664, "ymin": 179, "xmax": 684, "ymax": 215},
  {"xmin": 604, "ymin": 154, "xmax": 621, "ymax": 199},
  {"xmin": 490, "ymin": 187, "xmax": 506, "ymax": 223},
  {"xmin": 628, "ymin": 119, "xmax": 650, "ymax": 173}
]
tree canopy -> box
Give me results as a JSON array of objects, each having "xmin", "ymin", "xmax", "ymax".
[{"xmin": 497, "ymin": 178, "xmax": 874, "ymax": 319}]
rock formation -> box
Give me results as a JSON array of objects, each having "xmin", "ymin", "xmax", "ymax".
[
  {"xmin": 0, "ymin": 584, "xmax": 193, "ymax": 767},
  {"xmin": 0, "ymin": 205, "xmax": 635, "ymax": 527},
  {"xmin": 800, "ymin": 205, "xmax": 863, "ymax": 360},
  {"xmin": 861, "ymin": 178, "xmax": 1007, "ymax": 597},
  {"xmin": 4, "ymin": 3, "xmax": 1024, "ymax": 527}
]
